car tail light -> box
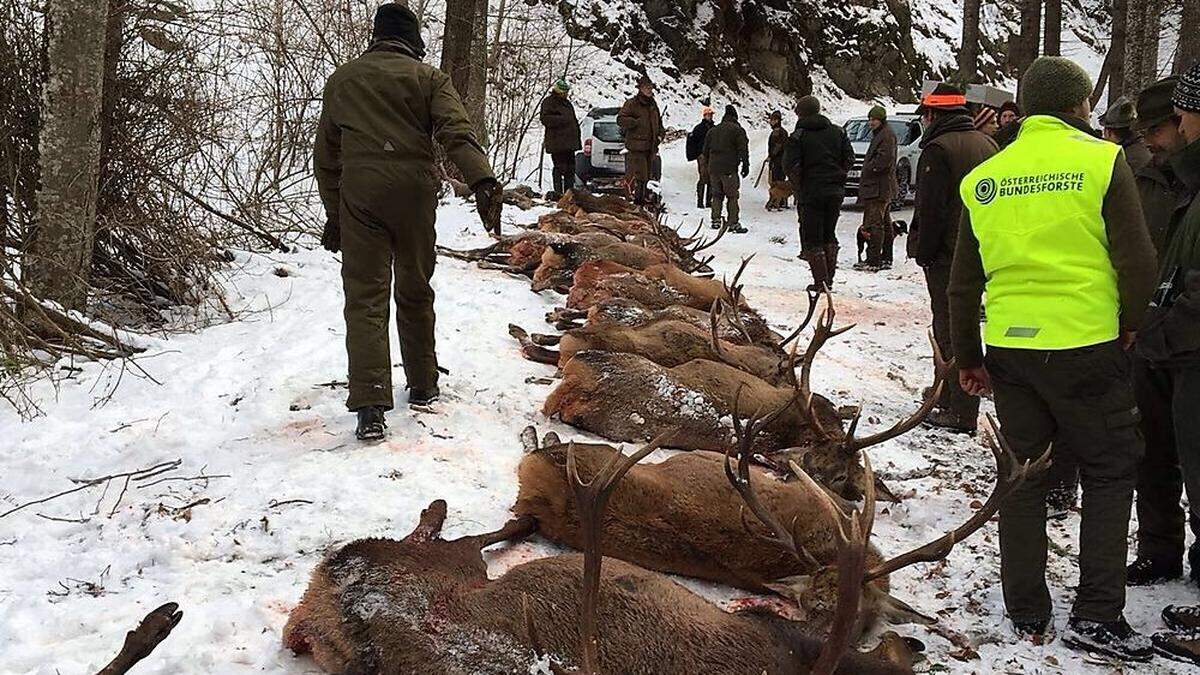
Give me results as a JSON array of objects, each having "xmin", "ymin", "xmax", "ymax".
[{"xmin": 583, "ymin": 138, "xmax": 592, "ymax": 157}]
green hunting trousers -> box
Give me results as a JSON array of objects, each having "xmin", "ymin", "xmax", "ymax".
[
  {"xmin": 340, "ymin": 185, "xmax": 439, "ymax": 412},
  {"xmin": 985, "ymin": 341, "xmax": 1143, "ymax": 623}
]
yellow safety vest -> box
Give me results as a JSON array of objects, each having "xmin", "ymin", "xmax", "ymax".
[{"xmin": 960, "ymin": 115, "xmax": 1122, "ymax": 350}]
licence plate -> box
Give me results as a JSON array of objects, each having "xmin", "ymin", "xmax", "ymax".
[{"xmin": 848, "ymin": 170, "xmax": 861, "ymax": 179}]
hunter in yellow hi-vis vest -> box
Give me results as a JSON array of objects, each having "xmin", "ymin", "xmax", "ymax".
[{"xmin": 960, "ymin": 114, "xmax": 1122, "ymax": 350}]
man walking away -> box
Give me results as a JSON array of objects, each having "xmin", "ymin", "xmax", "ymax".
[
  {"xmin": 703, "ymin": 104, "xmax": 750, "ymax": 234},
  {"xmin": 766, "ymin": 111, "xmax": 790, "ymax": 211},
  {"xmin": 786, "ymin": 95, "xmax": 854, "ymax": 290},
  {"xmin": 910, "ymin": 83, "xmax": 997, "ymax": 434},
  {"xmin": 1146, "ymin": 61, "xmax": 1200, "ymax": 668},
  {"xmin": 1100, "ymin": 97, "xmax": 1154, "ymax": 174},
  {"xmin": 686, "ymin": 107, "xmax": 715, "ymax": 208},
  {"xmin": 618, "ymin": 75, "xmax": 664, "ymax": 205},
  {"xmin": 1125, "ymin": 76, "xmax": 1192, "ymax": 587},
  {"xmin": 539, "ymin": 78, "xmax": 581, "ymax": 201},
  {"xmin": 949, "ymin": 57, "xmax": 1158, "ymax": 661},
  {"xmin": 315, "ymin": 4, "xmax": 502, "ymax": 441},
  {"xmin": 854, "ymin": 105, "xmax": 898, "ymax": 271}
]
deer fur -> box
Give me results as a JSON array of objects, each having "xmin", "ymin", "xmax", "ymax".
[
  {"xmin": 566, "ymin": 260, "xmax": 733, "ymax": 311},
  {"xmin": 283, "ymin": 500, "xmax": 911, "ymax": 675},
  {"xmin": 531, "ymin": 240, "xmax": 669, "ymax": 292},
  {"xmin": 568, "ymin": 297, "xmax": 782, "ymax": 347}
]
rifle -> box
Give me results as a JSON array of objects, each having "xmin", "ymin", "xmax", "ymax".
[{"xmin": 753, "ymin": 158, "xmax": 769, "ymax": 188}]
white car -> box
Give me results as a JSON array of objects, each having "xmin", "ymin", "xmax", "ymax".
[
  {"xmin": 574, "ymin": 107, "xmax": 661, "ymax": 189},
  {"xmin": 843, "ymin": 113, "xmax": 923, "ymax": 205}
]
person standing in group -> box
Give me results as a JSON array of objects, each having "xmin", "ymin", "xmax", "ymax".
[
  {"xmin": 950, "ymin": 57, "xmax": 1158, "ymax": 661},
  {"xmin": 995, "ymin": 100, "xmax": 1023, "ymax": 148},
  {"xmin": 314, "ymin": 3, "xmax": 502, "ymax": 441},
  {"xmin": 686, "ymin": 106, "xmax": 715, "ymax": 208},
  {"xmin": 909, "ymin": 83, "xmax": 997, "ymax": 434},
  {"xmin": 617, "ymin": 74, "xmax": 664, "ymax": 205},
  {"xmin": 766, "ymin": 111, "xmax": 790, "ymax": 211},
  {"xmin": 1141, "ymin": 60, "xmax": 1200, "ymax": 667},
  {"xmin": 1124, "ymin": 76, "xmax": 1194, "ymax": 588},
  {"xmin": 1100, "ymin": 97, "xmax": 1154, "ymax": 174},
  {"xmin": 702, "ymin": 104, "xmax": 750, "ymax": 234},
  {"xmin": 785, "ymin": 94, "xmax": 854, "ymax": 290},
  {"xmin": 539, "ymin": 78, "xmax": 581, "ymax": 201},
  {"xmin": 854, "ymin": 105, "xmax": 898, "ymax": 272},
  {"xmin": 974, "ymin": 106, "xmax": 1000, "ymax": 137}
]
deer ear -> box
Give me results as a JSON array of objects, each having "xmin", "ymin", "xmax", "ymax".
[
  {"xmin": 520, "ymin": 426, "xmax": 540, "ymax": 454},
  {"xmin": 542, "ymin": 431, "xmax": 561, "ymax": 447},
  {"xmin": 866, "ymin": 585, "xmax": 937, "ymax": 626},
  {"xmin": 763, "ymin": 574, "xmax": 815, "ymax": 610},
  {"xmin": 867, "ymin": 631, "xmax": 925, "ymax": 670}
]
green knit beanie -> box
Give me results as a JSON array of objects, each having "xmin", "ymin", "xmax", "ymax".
[
  {"xmin": 553, "ymin": 78, "xmax": 570, "ymax": 94},
  {"xmin": 868, "ymin": 105, "xmax": 887, "ymax": 121},
  {"xmin": 1019, "ymin": 57, "xmax": 1093, "ymax": 115},
  {"xmin": 796, "ymin": 95, "xmax": 821, "ymax": 117}
]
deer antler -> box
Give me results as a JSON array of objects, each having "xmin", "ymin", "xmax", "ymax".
[
  {"xmin": 709, "ymin": 299, "xmax": 728, "ymax": 359},
  {"xmin": 719, "ymin": 256, "xmax": 760, "ymax": 343},
  {"xmin": 687, "ymin": 218, "xmax": 730, "ymax": 255},
  {"xmin": 810, "ymin": 455, "xmax": 876, "ymax": 675},
  {"xmin": 840, "ymin": 330, "xmax": 954, "ymax": 454},
  {"xmin": 778, "ymin": 288, "xmax": 821, "ymax": 349},
  {"xmin": 723, "ymin": 390, "xmax": 818, "ymax": 568},
  {"xmin": 567, "ymin": 433, "xmax": 673, "ymax": 674},
  {"xmin": 863, "ymin": 414, "xmax": 1051, "ymax": 582},
  {"xmin": 796, "ymin": 292, "xmax": 855, "ymax": 441}
]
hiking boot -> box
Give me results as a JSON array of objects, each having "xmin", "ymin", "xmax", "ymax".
[
  {"xmin": 1152, "ymin": 629, "xmax": 1200, "ymax": 666},
  {"xmin": 711, "ymin": 217, "xmax": 723, "ymax": 230},
  {"xmin": 922, "ymin": 409, "xmax": 977, "ymax": 434},
  {"xmin": 729, "ymin": 223, "xmax": 748, "ymax": 234},
  {"xmin": 1127, "ymin": 557, "xmax": 1183, "ymax": 586},
  {"xmin": 1012, "ymin": 618, "xmax": 1053, "ymax": 643},
  {"xmin": 1062, "ymin": 616, "xmax": 1154, "ymax": 662},
  {"xmin": 853, "ymin": 261, "xmax": 883, "ymax": 272},
  {"xmin": 355, "ymin": 406, "xmax": 387, "ymax": 441},
  {"xmin": 1046, "ymin": 483, "xmax": 1078, "ymax": 520},
  {"xmin": 408, "ymin": 386, "xmax": 440, "ymax": 407},
  {"xmin": 1163, "ymin": 605, "xmax": 1200, "ymax": 632}
]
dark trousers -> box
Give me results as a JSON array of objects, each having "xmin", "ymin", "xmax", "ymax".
[
  {"xmin": 862, "ymin": 198, "xmax": 894, "ymax": 265},
  {"xmin": 798, "ymin": 195, "xmax": 841, "ymax": 255},
  {"xmin": 1133, "ymin": 363, "xmax": 1200, "ymax": 564},
  {"xmin": 340, "ymin": 186, "xmax": 439, "ymax": 412},
  {"xmin": 923, "ymin": 263, "xmax": 980, "ymax": 427},
  {"xmin": 550, "ymin": 152, "xmax": 574, "ymax": 195},
  {"xmin": 986, "ymin": 342, "xmax": 1143, "ymax": 623}
]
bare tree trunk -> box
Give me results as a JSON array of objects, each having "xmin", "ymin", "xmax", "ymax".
[
  {"xmin": 1179, "ymin": 0, "xmax": 1200, "ymax": 74},
  {"xmin": 959, "ymin": 0, "xmax": 982, "ymax": 81},
  {"xmin": 1140, "ymin": 0, "xmax": 1162, "ymax": 82},
  {"xmin": 25, "ymin": 0, "xmax": 110, "ymax": 311},
  {"xmin": 1043, "ymin": 0, "xmax": 1061, "ymax": 56},
  {"xmin": 1010, "ymin": 0, "xmax": 1042, "ymax": 73},
  {"xmin": 467, "ymin": 0, "xmax": 488, "ymax": 144},
  {"xmin": 1124, "ymin": 0, "xmax": 1150, "ymax": 95},
  {"xmin": 1109, "ymin": 0, "xmax": 1128, "ymax": 104}
]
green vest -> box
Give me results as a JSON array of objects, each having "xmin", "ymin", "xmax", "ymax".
[{"xmin": 960, "ymin": 115, "xmax": 1121, "ymax": 350}]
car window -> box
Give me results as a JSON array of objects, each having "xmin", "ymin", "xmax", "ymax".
[
  {"xmin": 887, "ymin": 120, "xmax": 908, "ymax": 140},
  {"xmin": 593, "ymin": 121, "xmax": 623, "ymax": 143},
  {"xmin": 844, "ymin": 119, "xmax": 872, "ymax": 143}
]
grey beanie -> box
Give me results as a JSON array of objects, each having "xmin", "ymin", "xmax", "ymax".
[
  {"xmin": 796, "ymin": 95, "xmax": 821, "ymax": 117},
  {"xmin": 1019, "ymin": 57, "xmax": 1093, "ymax": 115}
]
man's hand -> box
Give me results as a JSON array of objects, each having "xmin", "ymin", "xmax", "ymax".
[
  {"xmin": 474, "ymin": 178, "xmax": 503, "ymax": 237},
  {"xmin": 1120, "ymin": 330, "xmax": 1137, "ymax": 350},
  {"xmin": 321, "ymin": 219, "xmax": 341, "ymax": 253},
  {"xmin": 959, "ymin": 366, "xmax": 991, "ymax": 397},
  {"xmin": 741, "ymin": 163, "xmax": 750, "ymax": 178}
]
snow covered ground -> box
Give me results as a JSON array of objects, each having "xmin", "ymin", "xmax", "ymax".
[{"xmin": 2, "ymin": 132, "xmax": 1196, "ymax": 674}]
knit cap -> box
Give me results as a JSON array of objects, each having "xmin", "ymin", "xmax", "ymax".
[
  {"xmin": 973, "ymin": 106, "xmax": 997, "ymax": 130},
  {"xmin": 724, "ymin": 104, "xmax": 738, "ymax": 119},
  {"xmin": 1019, "ymin": 57, "xmax": 1093, "ymax": 115},
  {"xmin": 372, "ymin": 3, "xmax": 426, "ymax": 56},
  {"xmin": 553, "ymin": 78, "xmax": 570, "ymax": 94},
  {"xmin": 1173, "ymin": 61, "xmax": 1200, "ymax": 113},
  {"xmin": 868, "ymin": 105, "xmax": 887, "ymax": 121}
]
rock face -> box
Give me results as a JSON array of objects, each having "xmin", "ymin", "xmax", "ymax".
[{"xmin": 551, "ymin": 0, "xmax": 929, "ymax": 102}]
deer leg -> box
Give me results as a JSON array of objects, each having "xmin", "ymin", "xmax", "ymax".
[
  {"xmin": 509, "ymin": 325, "xmax": 562, "ymax": 365},
  {"xmin": 435, "ymin": 243, "xmax": 503, "ymax": 262},
  {"xmin": 403, "ymin": 500, "xmax": 448, "ymax": 543},
  {"xmin": 96, "ymin": 603, "xmax": 183, "ymax": 675},
  {"xmin": 530, "ymin": 333, "xmax": 562, "ymax": 346},
  {"xmin": 463, "ymin": 515, "xmax": 539, "ymax": 550}
]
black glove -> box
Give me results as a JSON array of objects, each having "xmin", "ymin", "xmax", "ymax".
[
  {"xmin": 321, "ymin": 219, "xmax": 340, "ymax": 253},
  {"xmin": 741, "ymin": 163, "xmax": 750, "ymax": 178},
  {"xmin": 474, "ymin": 178, "xmax": 503, "ymax": 236}
]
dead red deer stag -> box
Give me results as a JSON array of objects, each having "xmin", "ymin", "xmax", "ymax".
[
  {"xmin": 564, "ymin": 249, "xmax": 759, "ymax": 312},
  {"xmin": 509, "ymin": 294, "xmax": 815, "ymax": 386},
  {"xmin": 544, "ymin": 296, "xmax": 785, "ymax": 347},
  {"xmin": 514, "ymin": 408, "xmax": 1048, "ymax": 645},
  {"xmin": 284, "ymin": 437, "xmax": 913, "ymax": 674},
  {"xmin": 96, "ymin": 602, "xmax": 182, "ymax": 675},
  {"xmin": 543, "ymin": 293, "xmax": 950, "ymax": 500},
  {"xmin": 530, "ymin": 238, "xmax": 670, "ymax": 292}
]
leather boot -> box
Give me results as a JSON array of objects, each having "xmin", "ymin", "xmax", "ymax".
[
  {"xmin": 803, "ymin": 251, "xmax": 829, "ymax": 292},
  {"xmin": 824, "ymin": 243, "xmax": 840, "ymax": 285}
]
